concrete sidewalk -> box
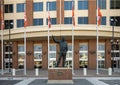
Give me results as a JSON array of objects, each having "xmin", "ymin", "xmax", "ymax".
[
  {"xmin": 0, "ymin": 77, "xmax": 120, "ymax": 85},
  {"xmin": 0, "ymin": 68, "xmax": 120, "ymax": 77}
]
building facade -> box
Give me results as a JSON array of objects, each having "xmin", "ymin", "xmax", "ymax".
[{"xmin": 0, "ymin": 0, "xmax": 120, "ymax": 70}]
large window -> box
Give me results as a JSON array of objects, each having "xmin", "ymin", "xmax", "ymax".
[
  {"xmin": 98, "ymin": 0, "xmax": 106, "ymax": 9},
  {"xmin": 5, "ymin": 20, "xmax": 14, "ymax": 29},
  {"xmin": 110, "ymin": 16, "xmax": 120, "ymax": 26},
  {"xmin": 66, "ymin": 44, "xmax": 72, "ymax": 68},
  {"xmin": 49, "ymin": 44, "xmax": 56, "ymax": 68},
  {"xmin": 64, "ymin": 1, "xmax": 72, "ymax": 10},
  {"xmin": 98, "ymin": 43, "xmax": 105, "ymax": 68},
  {"xmin": 18, "ymin": 44, "xmax": 24, "ymax": 69},
  {"xmin": 34, "ymin": 2, "xmax": 43, "ymax": 12},
  {"xmin": 46, "ymin": 2, "xmax": 56, "ymax": 11},
  {"xmin": 110, "ymin": 0, "xmax": 120, "ymax": 9},
  {"xmin": 64, "ymin": 17, "xmax": 72, "ymax": 24},
  {"xmin": 78, "ymin": 17, "xmax": 88, "ymax": 24},
  {"xmin": 33, "ymin": 18, "xmax": 43, "ymax": 26},
  {"xmin": 78, "ymin": 0, "xmax": 88, "ymax": 10},
  {"xmin": 17, "ymin": 3, "xmax": 24, "ymax": 12},
  {"xmin": 46, "ymin": 18, "xmax": 56, "ymax": 25},
  {"xmin": 17, "ymin": 19, "xmax": 24, "ymax": 28},
  {"xmin": 34, "ymin": 44, "xmax": 42, "ymax": 68},
  {"xmin": 79, "ymin": 43, "xmax": 88, "ymax": 68},
  {"xmin": 4, "ymin": 4, "xmax": 13, "ymax": 13}
]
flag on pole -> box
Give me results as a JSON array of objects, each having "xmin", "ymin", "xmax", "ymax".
[
  {"xmin": 72, "ymin": 1, "xmax": 75, "ymax": 26},
  {"xmin": 48, "ymin": 11, "xmax": 51, "ymax": 28},
  {"xmin": 24, "ymin": 10, "xmax": 28, "ymax": 27},
  {"xmin": 1, "ymin": 4, "xmax": 4, "ymax": 30},
  {"xmin": 97, "ymin": 7, "xmax": 102, "ymax": 26}
]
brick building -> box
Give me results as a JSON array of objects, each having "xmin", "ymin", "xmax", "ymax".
[{"xmin": 0, "ymin": 0, "xmax": 120, "ymax": 71}]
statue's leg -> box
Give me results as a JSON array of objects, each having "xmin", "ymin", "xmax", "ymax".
[
  {"xmin": 62, "ymin": 53, "xmax": 66, "ymax": 67},
  {"xmin": 56, "ymin": 54, "xmax": 61, "ymax": 67}
]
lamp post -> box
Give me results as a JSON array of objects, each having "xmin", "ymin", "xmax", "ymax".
[
  {"xmin": 8, "ymin": 22, "xmax": 13, "ymax": 72},
  {"xmin": 110, "ymin": 18, "xmax": 117, "ymax": 72}
]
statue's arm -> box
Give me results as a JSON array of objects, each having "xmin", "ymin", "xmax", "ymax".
[{"xmin": 52, "ymin": 35, "xmax": 60, "ymax": 43}]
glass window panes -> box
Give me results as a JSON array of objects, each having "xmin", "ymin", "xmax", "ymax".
[
  {"xmin": 5, "ymin": 20, "xmax": 14, "ymax": 29},
  {"xmin": 46, "ymin": 18, "xmax": 56, "ymax": 25},
  {"xmin": 98, "ymin": 44, "xmax": 105, "ymax": 51},
  {"xmin": 98, "ymin": 43, "xmax": 105, "ymax": 68},
  {"xmin": 110, "ymin": 16, "xmax": 120, "ymax": 26},
  {"xmin": 64, "ymin": 17, "xmax": 72, "ymax": 24},
  {"xmin": 110, "ymin": 0, "xmax": 120, "ymax": 9},
  {"xmin": 80, "ymin": 44, "xmax": 88, "ymax": 51},
  {"xmin": 78, "ymin": 0, "xmax": 88, "ymax": 10},
  {"xmin": 18, "ymin": 45, "xmax": 24, "ymax": 52},
  {"xmin": 17, "ymin": 19, "xmax": 24, "ymax": 28},
  {"xmin": 79, "ymin": 43, "xmax": 88, "ymax": 68},
  {"xmin": 18, "ymin": 45, "xmax": 24, "ymax": 69},
  {"xmin": 68, "ymin": 44, "xmax": 72, "ymax": 51},
  {"xmin": 50, "ymin": 45, "xmax": 56, "ymax": 51},
  {"xmin": 34, "ymin": 45, "xmax": 42, "ymax": 51},
  {"xmin": 33, "ymin": 18, "xmax": 43, "ymax": 26},
  {"xmin": 34, "ymin": 2, "xmax": 43, "ymax": 11},
  {"xmin": 64, "ymin": 1, "xmax": 72, "ymax": 10},
  {"xmin": 101, "ymin": 16, "xmax": 106, "ymax": 25},
  {"xmin": 46, "ymin": 2, "xmax": 56, "ymax": 11},
  {"xmin": 49, "ymin": 44, "xmax": 56, "ymax": 68},
  {"xmin": 34, "ymin": 44, "xmax": 42, "ymax": 68},
  {"xmin": 78, "ymin": 17, "xmax": 88, "ymax": 24},
  {"xmin": 17, "ymin": 3, "xmax": 24, "ymax": 12},
  {"xmin": 98, "ymin": 0, "xmax": 106, "ymax": 9},
  {"xmin": 5, "ymin": 4, "xmax": 13, "ymax": 13}
]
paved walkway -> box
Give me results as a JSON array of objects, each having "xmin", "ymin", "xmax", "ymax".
[{"xmin": 0, "ymin": 77, "xmax": 120, "ymax": 85}]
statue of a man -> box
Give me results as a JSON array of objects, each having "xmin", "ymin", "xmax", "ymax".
[{"xmin": 52, "ymin": 35, "xmax": 68, "ymax": 67}]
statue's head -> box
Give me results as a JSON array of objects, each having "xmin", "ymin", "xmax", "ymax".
[{"xmin": 61, "ymin": 36, "xmax": 65, "ymax": 41}]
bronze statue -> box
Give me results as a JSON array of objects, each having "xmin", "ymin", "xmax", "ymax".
[{"xmin": 52, "ymin": 35, "xmax": 68, "ymax": 67}]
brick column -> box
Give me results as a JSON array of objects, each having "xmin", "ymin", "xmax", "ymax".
[
  {"xmin": 12, "ymin": 41, "xmax": 18, "ymax": 69},
  {"xmin": 88, "ymin": 40, "xmax": 96, "ymax": 69},
  {"xmin": 105, "ymin": 40, "xmax": 111, "ymax": 68},
  {"xmin": 88, "ymin": 0, "xmax": 96, "ymax": 24},
  {"xmin": 42, "ymin": 40, "xmax": 48, "ymax": 69},
  {"xmin": 56, "ymin": 0, "xmax": 64, "ymax": 24},
  {"xmin": 26, "ymin": 0, "xmax": 33, "ymax": 26},
  {"xmin": 26, "ymin": 40, "xmax": 34, "ymax": 69},
  {"xmin": 74, "ymin": 40, "xmax": 79, "ymax": 69}
]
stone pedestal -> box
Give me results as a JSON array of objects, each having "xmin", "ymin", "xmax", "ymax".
[{"xmin": 48, "ymin": 68, "xmax": 73, "ymax": 84}]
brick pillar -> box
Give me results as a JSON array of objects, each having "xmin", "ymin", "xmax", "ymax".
[
  {"xmin": 26, "ymin": 40, "xmax": 34, "ymax": 70},
  {"xmin": 88, "ymin": 0, "xmax": 96, "ymax": 24},
  {"xmin": 74, "ymin": 40, "xmax": 79, "ymax": 69},
  {"xmin": 56, "ymin": 0, "xmax": 64, "ymax": 24},
  {"xmin": 88, "ymin": 40, "xmax": 96, "ymax": 69},
  {"xmin": 12, "ymin": 41, "xmax": 18, "ymax": 69},
  {"xmin": 105, "ymin": 40, "xmax": 111, "ymax": 68},
  {"xmin": 42, "ymin": 40, "xmax": 48, "ymax": 69},
  {"xmin": 26, "ymin": 0, "xmax": 33, "ymax": 26}
]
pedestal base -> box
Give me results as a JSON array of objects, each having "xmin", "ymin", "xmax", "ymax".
[{"xmin": 48, "ymin": 68, "xmax": 73, "ymax": 84}]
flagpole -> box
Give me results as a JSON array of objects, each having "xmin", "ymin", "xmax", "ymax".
[
  {"xmin": 96, "ymin": 0, "xmax": 99, "ymax": 75},
  {"xmin": 24, "ymin": 3, "xmax": 26, "ymax": 75},
  {"xmin": 1, "ymin": 29, "xmax": 4, "ymax": 75},
  {"xmin": 72, "ymin": 0, "xmax": 74, "ymax": 75},
  {"xmin": 47, "ymin": 1, "xmax": 50, "ymax": 69},
  {"xmin": 1, "ymin": 2, "xmax": 4, "ymax": 75}
]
